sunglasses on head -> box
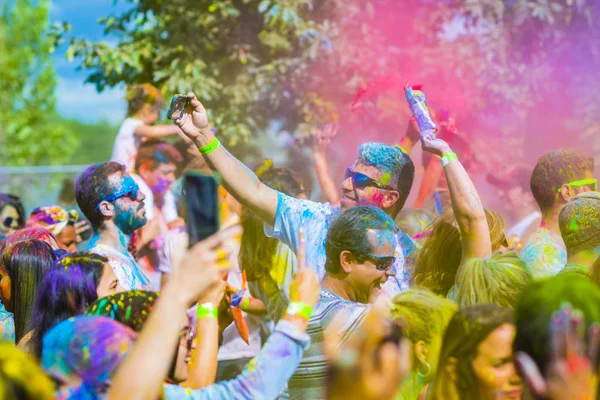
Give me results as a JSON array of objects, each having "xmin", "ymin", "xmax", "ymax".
[
  {"xmin": 559, "ymin": 178, "xmax": 598, "ymax": 193},
  {"xmin": 95, "ymin": 178, "xmax": 141, "ymax": 211},
  {"xmin": 364, "ymin": 254, "xmax": 396, "ymax": 271},
  {"xmin": 345, "ymin": 169, "xmax": 396, "ymax": 191}
]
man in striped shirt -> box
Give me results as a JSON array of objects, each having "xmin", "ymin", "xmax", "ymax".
[{"xmin": 288, "ymin": 206, "xmax": 398, "ymax": 399}]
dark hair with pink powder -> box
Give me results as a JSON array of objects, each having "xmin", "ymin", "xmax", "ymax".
[{"xmin": 29, "ymin": 252, "xmax": 108, "ymax": 360}]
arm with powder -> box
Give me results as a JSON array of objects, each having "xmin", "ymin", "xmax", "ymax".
[
  {"xmin": 312, "ymin": 124, "xmax": 341, "ymax": 205},
  {"xmin": 184, "ymin": 281, "xmax": 227, "ymax": 389},
  {"xmin": 412, "ymin": 156, "xmax": 443, "ymax": 209},
  {"xmin": 174, "ymin": 93, "xmax": 278, "ymax": 226},
  {"xmin": 107, "ymin": 228, "xmax": 240, "ymax": 400},
  {"xmin": 163, "ymin": 319, "xmax": 311, "ymax": 400},
  {"xmin": 164, "ymin": 239, "xmax": 320, "ymax": 400},
  {"xmin": 420, "ymin": 130, "xmax": 491, "ymax": 282}
]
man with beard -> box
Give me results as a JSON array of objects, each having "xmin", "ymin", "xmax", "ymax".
[{"xmin": 76, "ymin": 161, "xmax": 153, "ymax": 290}]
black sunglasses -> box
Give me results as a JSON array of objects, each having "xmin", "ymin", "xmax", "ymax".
[
  {"xmin": 345, "ymin": 169, "xmax": 396, "ymax": 191},
  {"xmin": 365, "ymin": 254, "xmax": 396, "ymax": 271}
]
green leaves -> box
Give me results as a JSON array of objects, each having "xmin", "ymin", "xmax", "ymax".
[{"xmin": 0, "ymin": 0, "xmax": 80, "ymax": 167}]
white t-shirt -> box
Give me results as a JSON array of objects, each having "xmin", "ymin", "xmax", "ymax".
[{"xmin": 111, "ymin": 118, "xmax": 144, "ymax": 171}]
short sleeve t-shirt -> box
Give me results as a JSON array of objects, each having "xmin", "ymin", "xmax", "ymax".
[
  {"xmin": 521, "ymin": 227, "xmax": 567, "ymax": 279},
  {"xmin": 88, "ymin": 244, "xmax": 154, "ymax": 291},
  {"xmin": 111, "ymin": 118, "xmax": 144, "ymax": 172},
  {"xmin": 264, "ymin": 192, "xmax": 417, "ymax": 296}
]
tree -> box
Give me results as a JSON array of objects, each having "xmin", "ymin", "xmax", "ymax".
[
  {"xmin": 0, "ymin": 0, "xmax": 79, "ymax": 166},
  {"xmin": 55, "ymin": 0, "xmax": 599, "ymax": 164}
]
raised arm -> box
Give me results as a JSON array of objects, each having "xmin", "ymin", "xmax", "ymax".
[
  {"xmin": 420, "ymin": 130, "xmax": 491, "ymax": 280},
  {"xmin": 311, "ymin": 124, "xmax": 340, "ymax": 205},
  {"xmin": 185, "ymin": 280, "xmax": 227, "ymax": 389},
  {"xmin": 107, "ymin": 227, "xmax": 240, "ymax": 400},
  {"xmin": 163, "ymin": 232, "xmax": 320, "ymax": 400},
  {"xmin": 412, "ymin": 155, "xmax": 444, "ymax": 209},
  {"xmin": 134, "ymin": 124, "xmax": 183, "ymax": 139},
  {"xmin": 396, "ymin": 117, "xmax": 421, "ymax": 155},
  {"xmin": 174, "ymin": 93, "xmax": 278, "ymax": 226}
]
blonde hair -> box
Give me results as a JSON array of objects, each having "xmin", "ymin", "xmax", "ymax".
[
  {"xmin": 412, "ymin": 209, "xmax": 507, "ymax": 296},
  {"xmin": 456, "ymin": 252, "xmax": 531, "ymax": 308},
  {"xmin": 390, "ymin": 288, "xmax": 457, "ymax": 346},
  {"xmin": 391, "ymin": 288, "xmax": 457, "ymax": 377}
]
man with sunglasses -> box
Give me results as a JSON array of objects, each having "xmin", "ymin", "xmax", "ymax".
[
  {"xmin": 76, "ymin": 161, "xmax": 154, "ymax": 291},
  {"xmin": 522, "ymin": 150, "xmax": 596, "ymax": 278},
  {"xmin": 288, "ymin": 205, "xmax": 398, "ymax": 399},
  {"xmin": 174, "ymin": 93, "xmax": 417, "ymax": 296}
]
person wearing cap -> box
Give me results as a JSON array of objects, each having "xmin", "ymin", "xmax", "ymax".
[
  {"xmin": 486, "ymin": 164, "xmax": 541, "ymax": 248},
  {"xmin": 26, "ymin": 206, "xmax": 79, "ymax": 252},
  {"xmin": 558, "ymin": 191, "xmax": 600, "ymax": 275}
]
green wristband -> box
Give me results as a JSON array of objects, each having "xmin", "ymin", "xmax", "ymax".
[
  {"xmin": 440, "ymin": 152, "xmax": 458, "ymax": 167},
  {"xmin": 198, "ymin": 137, "xmax": 219, "ymax": 155},
  {"xmin": 286, "ymin": 302, "xmax": 313, "ymax": 320},
  {"xmin": 196, "ymin": 302, "xmax": 218, "ymax": 319}
]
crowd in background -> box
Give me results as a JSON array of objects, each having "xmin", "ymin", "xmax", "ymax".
[{"xmin": 0, "ymin": 83, "xmax": 599, "ymax": 400}]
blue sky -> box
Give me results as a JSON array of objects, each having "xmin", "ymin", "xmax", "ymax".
[{"xmin": 50, "ymin": 0, "xmax": 129, "ymax": 123}]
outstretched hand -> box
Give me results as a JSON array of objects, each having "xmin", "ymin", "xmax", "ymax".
[
  {"xmin": 420, "ymin": 129, "xmax": 451, "ymax": 158},
  {"xmin": 173, "ymin": 92, "xmax": 211, "ymax": 142},
  {"xmin": 312, "ymin": 123, "xmax": 339, "ymax": 157},
  {"xmin": 515, "ymin": 304, "xmax": 600, "ymax": 400}
]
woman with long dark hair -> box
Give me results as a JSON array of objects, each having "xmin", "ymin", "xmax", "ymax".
[
  {"xmin": 28, "ymin": 252, "xmax": 125, "ymax": 359},
  {"xmin": 429, "ymin": 304, "xmax": 522, "ymax": 400},
  {"xmin": 0, "ymin": 239, "xmax": 56, "ymax": 344}
]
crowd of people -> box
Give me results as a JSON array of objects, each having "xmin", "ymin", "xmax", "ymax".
[{"xmin": 0, "ymin": 83, "xmax": 599, "ymax": 400}]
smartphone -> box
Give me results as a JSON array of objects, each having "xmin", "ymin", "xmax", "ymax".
[
  {"xmin": 182, "ymin": 172, "xmax": 220, "ymax": 247},
  {"xmin": 167, "ymin": 94, "xmax": 190, "ymax": 120}
]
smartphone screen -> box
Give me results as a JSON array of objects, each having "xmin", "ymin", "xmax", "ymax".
[
  {"xmin": 183, "ymin": 172, "xmax": 220, "ymax": 247},
  {"xmin": 167, "ymin": 95, "xmax": 189, "ymax": 120}
]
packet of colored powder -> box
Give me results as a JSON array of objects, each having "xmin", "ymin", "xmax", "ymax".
[{"xmin": 404, "ymin": 85, "xmax": 437, "ymax": 133}]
